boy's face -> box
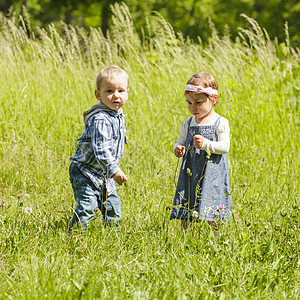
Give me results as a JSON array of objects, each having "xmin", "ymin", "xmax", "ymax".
[{"xmin": 95, "ymin": 76, "xmax": 129, "ymax": 111}]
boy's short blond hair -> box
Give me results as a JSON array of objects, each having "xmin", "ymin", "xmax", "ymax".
[{"xmin": 96, "ymin": 65, "xmax": 129, "ymax": 90}]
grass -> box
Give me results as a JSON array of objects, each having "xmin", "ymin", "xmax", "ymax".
[{"xmin": 0, "ymin": 4, "xmax": 299, "ymax": 299}]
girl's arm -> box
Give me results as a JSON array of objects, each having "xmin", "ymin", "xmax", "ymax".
[
  {"xmin": 200, "ymin": 118, "xmax": 230, "ymax": 154},
  {"xmin": 174, "ymin": 119, "xmax": 188, "ymax": 149}
]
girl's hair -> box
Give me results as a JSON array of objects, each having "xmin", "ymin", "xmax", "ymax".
[
  {"xmin": 185, "ymin": 72, "xmax": 219, "ymax": 104},
  {"xmin": 186, "ymin": 72, "xmax": 218, "ymax": 90},
  {"xmin": 96, "ymin": 65, "xmax": 129, "ymax": 89}
]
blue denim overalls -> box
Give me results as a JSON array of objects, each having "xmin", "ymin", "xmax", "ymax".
[{"xmin": 170, "ymin": 117, "xmax": 232, "ymax": 222}]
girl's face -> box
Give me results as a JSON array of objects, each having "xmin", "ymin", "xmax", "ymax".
[
  {"xmin": 95, "ymin": 76, "xmax": 129, "ymax": 111},
  {"xmin": 186, "ymin": 93, "xmax": 216, "ymax": 121}
]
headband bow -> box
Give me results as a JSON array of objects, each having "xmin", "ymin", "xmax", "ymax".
[{"xmin": 185, "ymin": 84, "xmax": 218, "ymax": 97}]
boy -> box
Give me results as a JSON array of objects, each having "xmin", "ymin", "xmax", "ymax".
[{"xmin": 69, "ymin": 65, "xmax": 129, "ymax": 232}]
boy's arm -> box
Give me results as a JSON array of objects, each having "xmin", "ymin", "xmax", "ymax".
[{"xmin": 91, "ymin": 118, "xmax": 122, "ymax": 178}]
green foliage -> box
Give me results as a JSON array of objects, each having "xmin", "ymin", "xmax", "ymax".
[
  {"xmin": 0, "ymin": 4, "xmax": 299, "ymax": 299},
  {"xmin": 0, "ymin": 0, "xmax": 299, "ymax": 47}
]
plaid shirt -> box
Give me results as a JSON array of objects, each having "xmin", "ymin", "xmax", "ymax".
[{"xmin": 70, "ymin": 109, "xmax": 126, "ymax": 193}]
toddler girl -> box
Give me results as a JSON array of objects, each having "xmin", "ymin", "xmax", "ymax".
[{"xmin": 170, "ymin": 72, "xmax": 232, "ymax": 234}]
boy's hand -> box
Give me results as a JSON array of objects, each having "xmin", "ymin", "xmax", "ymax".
[
  {"xmin": 193, "ymin": 135, "xmax": 204, "ymax": 148},
  {"xmin": 113, "ymin": 170, "xmax": 128, "ymax": 185},
  {"xmin": 174, "ymin": 146, "xmax": 185, "ymax": 157}
]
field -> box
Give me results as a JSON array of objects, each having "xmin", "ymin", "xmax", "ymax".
[{"xmin": 0, "ymin": 5, "xmax": 299, "ymax": 299}]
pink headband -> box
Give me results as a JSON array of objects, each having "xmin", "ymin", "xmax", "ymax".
[{"xmin": 185, "ymin": 84, "xmax": 218, "ymax": 97}]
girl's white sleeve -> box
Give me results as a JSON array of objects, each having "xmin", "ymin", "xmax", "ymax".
[
  {"xmin": 201, "ymin": 117, "xmax": 230, "ymax": 154},
  {"xmin": 174, "ymin": 120, "xmax": 188, "ymax": 149}
]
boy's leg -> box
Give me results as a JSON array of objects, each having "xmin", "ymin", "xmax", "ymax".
[
  {"xmin": 69, "ymin": 163, "xmax": 99, "ymax": 232},
  {"xmin": 99, "ymin": 185, "xmax": 122, "ymax": 230}
]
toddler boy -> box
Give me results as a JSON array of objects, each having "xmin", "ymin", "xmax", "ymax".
[{"xmin": 69, "ymin": 65, "xmax": 129, "ymax": 232}]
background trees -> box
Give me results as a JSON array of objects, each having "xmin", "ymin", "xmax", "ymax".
[{"xmin": 0, "ymin": 0, "xmax": 299, "ymax": 46}]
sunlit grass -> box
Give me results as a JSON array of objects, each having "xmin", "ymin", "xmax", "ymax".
[{"xmin": 0, "ymin": 4, "xmax": 299, "ymax": 299}]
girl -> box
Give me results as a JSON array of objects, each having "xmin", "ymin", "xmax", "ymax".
[{"xmin": 170, "ymin": 72, "xmax": 232, "ymax": 234}]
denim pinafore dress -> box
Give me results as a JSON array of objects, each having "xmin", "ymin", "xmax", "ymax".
[{"xmin": 170, "ymin": 116, "xmax": 232, "ymax": 222}]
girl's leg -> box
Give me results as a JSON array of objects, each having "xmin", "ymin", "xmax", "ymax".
[
  {"xmin": 181, "ymin": 220, "xmax": 187, "ymax": 236},
  {"xmin": 208, "ymin": 221, "xmax": 218, "ymax": 236},
  {"xmin": 181, "ymin": 219, "xmax": 196, "ymax": 235},
  {"xmin": 181, "ymin": 219, "xmax": 188, "ymax": 230}
]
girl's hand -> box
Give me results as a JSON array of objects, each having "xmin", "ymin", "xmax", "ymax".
[
  {"xmin": 193, "ymin": 135, "xmax": 204, "ymax": 148},
  {"xmin": 174, "ymin": 146, "xmax": 185, "ymax": 157}
]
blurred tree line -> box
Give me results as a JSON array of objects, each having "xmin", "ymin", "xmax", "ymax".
[{"xmin": 0, "ymin": 0, "xmax": 299, "ymax": 47}]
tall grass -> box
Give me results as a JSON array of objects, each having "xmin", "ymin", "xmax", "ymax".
[{"xmin": 0, "ymin": 3, "xmax": 299, "ymax": 299}]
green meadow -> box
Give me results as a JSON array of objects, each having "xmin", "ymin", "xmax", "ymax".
[{"xmin": 0, "ymin": 4, "xmax": 299, "ymax": 299}]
